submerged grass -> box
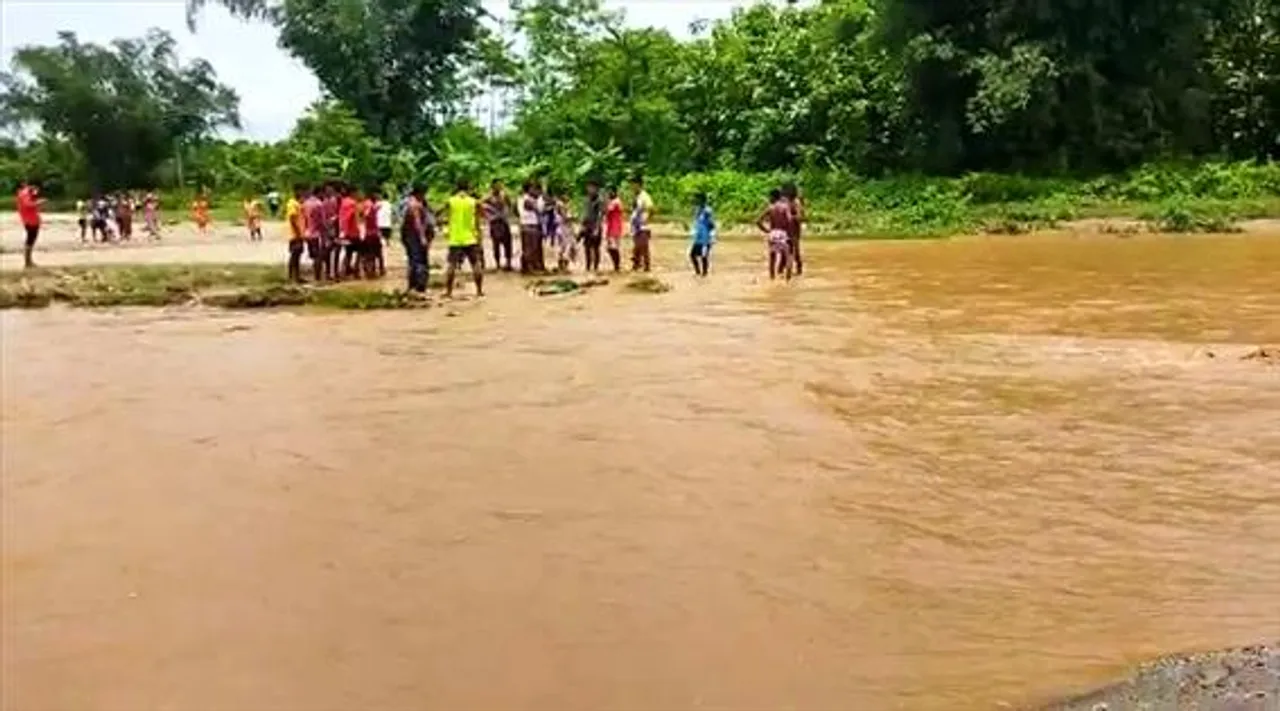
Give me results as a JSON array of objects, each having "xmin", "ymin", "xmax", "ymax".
[
  {"xmin": 626, "ymin": 276, "xmax": 672, "ymax": 294},
  {"xmin": 0, "ymin": 264, "xmax": 436, "ymax": 311}
]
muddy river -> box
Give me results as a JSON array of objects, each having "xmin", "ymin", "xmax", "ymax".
[{"xmin": 3, "ymin": 233, "xmax": 1279, "ymax": 710}]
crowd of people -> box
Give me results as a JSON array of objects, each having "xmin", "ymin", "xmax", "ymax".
[
  {"xmin": 11, "ymin": 177, "xmax": 807, "ymax": 285},
  {"xmin": 72, "ymin": 192, "xmax": 163, "ymax": 244},
  {"xmin": 275, "ymin": 175, "xmax": 807, "ymax": 294}
]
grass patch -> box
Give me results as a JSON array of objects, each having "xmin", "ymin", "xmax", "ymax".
[
  {"xmin": 527, "ymin": 276, "xmax": 610, "ymax": 296},
  {"xmin": 626, "ymin": 276, "xmax": 671, "ymax": 294},
  {"xmin": 1142, "ymin": 198, "xmax": 1243, "ymax": 233},
  {"xmin": 0, "ymin": 264, "xmax": 428, "ymax": 311}
]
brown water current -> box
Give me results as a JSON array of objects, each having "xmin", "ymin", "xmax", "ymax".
[{"xmin": 3, "ymin": 233, "xmax": 1279, "ymax": 710}]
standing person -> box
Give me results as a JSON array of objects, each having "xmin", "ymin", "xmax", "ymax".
[
  {"xmin": 76, "ymin": 197, "xmax": 89, "ymax": 242},
  {"xmin": 757, "ymin": 188, "xmax": 793, "ymax": 281},
  {"xmin": 782, "ymin": 181, "xmax": 805, "ymax": 275},
  {"xmin": 322, "ymin": 182, "xmax": 341, "ymax": 281},
  {"xmin": 243, "ymin": 193, "xmax": 264, "ymax": 241},
  {"xmin": 580, "ymin": 180, "xmax": 604, "ymax": 272},
  {"xmin": 115, "ymin": 192, "xmax": 134, "ymax": 241},
  {"xmin": 375, "ymin": 188, "xmax": 393, "ymax": 245},
  {"xmin": 400, "ymin": 184, "xmax": 430, "ymax": 294},
  {"xmin": 361, "ymin": 187, "xmax": 383, "ymax": 278},
  {"xmin": 374, "ymin": 188, "xmax": 392, "ymax": 277},
  {"xmin": 553, "ymin": 190, "xmax": 577, "ymax": 272},
  {"xmin": 540, "ymin": 179, "xmax": 558, "ymax": 246},
  {"xmin": 265, "ymin": 188, "xmax": 281, "ymax": 218},
  {"xmin": 629, "ymin": 176, "xmax": 655, "ymax": 272},
  {"xmin": 518, "ymin": 181, "xmax": 545, "ymax": 274},
  {"xmin": 442, "ymin": 179, "xmax": 484, "ymax": 298},
  {"xmin": 143, "ymin": 190, "xmax": 160, "ymax": 240},
  {"xmin": 604, "ymin": 187, "xmax": 624, "ymax": 272},
  {"xmin": 689, "ymin": 191, "xmax": 716, "ymax": 277},
  {"xmin": 15, "ymin": 181, "xmax": 43, "ymax": 269},
  {"xmin": 484, "ymin": 179, "xmax": 515, "ymax": 271},
  {"xmin": 93, "ymin": 193, "xmax": 115, "ymax": 242},
  {"xmin": 339, "ymin": 185, "xmax": 362, "ymax": 278},
  {"xmin": 191, "ymin": 191, "xmax": 211, "ymax": 237},
  {"xmin": 285, "ymin": 184, "xmax": 306, "ymax": 283},
  {"xmin": 303, "ymin": 186, "xmax": 327, "ymax": 281}
]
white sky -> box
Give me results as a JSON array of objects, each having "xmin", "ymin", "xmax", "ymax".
[{"xmin": 1, "ymin": 0, "xmax": 747, "ymax": 141}]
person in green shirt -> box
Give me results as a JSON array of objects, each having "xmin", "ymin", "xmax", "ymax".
[{"xmin": 440, "ymin": 179, "xmax": 484, "ymax": 298}]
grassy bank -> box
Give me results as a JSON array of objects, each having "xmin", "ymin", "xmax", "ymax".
[
  {"xmin": 0, "ymin": 264, "xmax": 440, "ymax": 310},
  {"xmin": 7, "ymin": 161, "xmax": 1277, "ymax": 239},
  {"xmin": 0, "ymin": 264, "xmax": 669, "ymax": 310}
]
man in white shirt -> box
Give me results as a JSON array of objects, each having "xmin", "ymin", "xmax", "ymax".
[
  {"xmin": 519, "ymin": 180, "xmax": 546, "ymax": 273},
  {"xmin": 375, "ymin": 193, "xmax": 393, "ymax": 244}
]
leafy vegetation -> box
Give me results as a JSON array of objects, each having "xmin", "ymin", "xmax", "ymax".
[{"xmin": 2, "ymin": 0, "xmax": 1277, "ymax": 235}]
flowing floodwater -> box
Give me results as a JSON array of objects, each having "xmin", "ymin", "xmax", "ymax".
[{"xmin": 3, "ymin": 234, "xmax": 1279, "ymax": 711}]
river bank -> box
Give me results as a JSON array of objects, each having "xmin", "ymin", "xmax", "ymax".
[{"xmin": 1044, "ymin": 643, "xmax": 1279, "ymax": 710}]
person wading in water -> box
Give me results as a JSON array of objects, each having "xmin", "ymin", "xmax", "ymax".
[
  {"xmin": 782, "ymin": 181, "xmax": 805, "ymax": 275},
  {"xmin": 757, "ymin": 188, "xmax": 794, "ymax": 281}
]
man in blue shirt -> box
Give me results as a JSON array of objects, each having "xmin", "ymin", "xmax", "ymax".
[{"xmin": 690, "ymin": 191, "xmax": 716, "ymax": 276}]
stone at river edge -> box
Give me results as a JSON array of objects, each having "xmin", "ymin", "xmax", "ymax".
[{"xmin": 1044, "ymin": 643, "xmax": 1280, "ymax": 711}]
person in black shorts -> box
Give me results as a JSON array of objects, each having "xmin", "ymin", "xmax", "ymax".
[{"xmin": 580, "ymin": 180, "xmax": 604, "ymax": 272}]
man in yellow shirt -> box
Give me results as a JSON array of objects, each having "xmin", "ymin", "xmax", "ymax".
[
  {"xmin": 441, "ymin": 179, "xmax": 484, "ymax": 298},
  {"xmin": 285, "ymin": 184, "xmax": 306, "ymax": 283},
  {"xmin": 630, "ymin": 175, "xmax": 655, "ymax": 272}
]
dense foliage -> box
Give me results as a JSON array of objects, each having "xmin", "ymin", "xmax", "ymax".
[
  {"xmin": 0, "ymin": 30, "xmax": 240, "ymax": 191},
  {"xmin": 2, "ymin": 0, "xmax": 1277, "ymax": 219}
]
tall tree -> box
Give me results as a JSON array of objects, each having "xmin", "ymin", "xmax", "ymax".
[
  {"xmin": 879, "ymin": 0, "xmax": 1222, "ymax": 172},
  {"xmin": 0, "ymin": 29, "xmax": 240, "ymax": 189},
  {"xmin": 186, "ymin": 0, "xmax": 489, "ymax": 144}
]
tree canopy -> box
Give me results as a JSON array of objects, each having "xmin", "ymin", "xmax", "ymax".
[
  {"xmin": 0, "ymin": 29, "xmax": 240, "ymax": 190},
  {"xmin": 186, "ymin": 0, "xmax": 490, "ymax": 143},
  {"xmin": 4, "ymin": 0, "xmax": 1277, "ymax": 198}
]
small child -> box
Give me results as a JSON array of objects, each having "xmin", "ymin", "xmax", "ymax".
[{"xmin": 690, "ymin": 192, "xmax": 716, "ymax": 277}]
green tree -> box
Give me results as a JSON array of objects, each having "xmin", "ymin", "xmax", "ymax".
[
  {"xmin": 0, "ymin": 29, "xmax": 240, "ymax": 189},
  {"xmin": 879, "ymin": 0, "xmax": 1223, "ymax": 172},
  {"xmin": 186, "ymin": 0, "xmax": 489, "ymax": 143}
]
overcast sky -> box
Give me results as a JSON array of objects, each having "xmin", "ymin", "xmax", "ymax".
[{"xmin": 1, "ymin": 0, "xmax": 746, "ymax": 141}]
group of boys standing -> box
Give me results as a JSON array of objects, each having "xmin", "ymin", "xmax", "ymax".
[
  {"xmin": 282, "ymin": 176, "xmax": 659, "ymax": 299},
  {"xmin": 284, "ymin": 182, "xmax": 392, "ymax": 285}
]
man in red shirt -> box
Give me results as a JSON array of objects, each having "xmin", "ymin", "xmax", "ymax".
[
  {"xmin": 338, "ymin": 184, "xmax": 362, "ymax": 279},
  {"xmin": 16, "ymin": 181, "xmax": 44, "ymax": 269}
]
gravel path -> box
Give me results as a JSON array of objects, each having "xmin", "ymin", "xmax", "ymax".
[{"xmin": 1046, "ymin": 643, "xmax": 1279, "ymax": 711}]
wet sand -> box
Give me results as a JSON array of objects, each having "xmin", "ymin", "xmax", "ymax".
[{"xmin": 3, "ymin": 222, "xmax": 1280, "ymax": 711}]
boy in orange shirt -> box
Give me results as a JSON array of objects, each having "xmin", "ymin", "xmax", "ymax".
[{"xmin": 338, "ymin": 184, "xmax": 362, "ymax": 279}]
